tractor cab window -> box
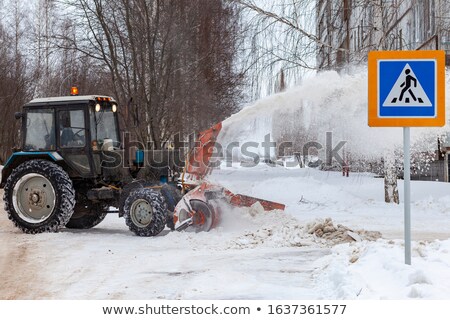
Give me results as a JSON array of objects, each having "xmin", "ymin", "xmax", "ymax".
[
  {"xmin": 90, "ymin": 103, "xmax": 119, "ymax": 150},
  {"xmin": 59, "ymin": 110, "xmax": 86, "ymax": 148},
  {"xmin": 24, "ymin": 109, "xmax": 55, "ymax": 151}
]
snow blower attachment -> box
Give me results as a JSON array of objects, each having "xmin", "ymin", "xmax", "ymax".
[
  {"xmin": 174, "ymin": 123, "xmax": 285, "ymax": 232},
  {"xmin": 174, "ymin": 181, "xmax": 285, "ymax": 231}
]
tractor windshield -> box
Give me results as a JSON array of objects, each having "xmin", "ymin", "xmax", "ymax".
[
  {"xmin": 24, "ymin": 109, "xmax": 56, "ymax": 151},
  {"xmin": 90, "ymin": 103, "xmax": 119, "ymax": 150}
]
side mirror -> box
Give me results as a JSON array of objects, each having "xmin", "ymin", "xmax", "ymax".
[{"xmin": 14, "ymin": 112, "xmax": 23, "ymax": 120}]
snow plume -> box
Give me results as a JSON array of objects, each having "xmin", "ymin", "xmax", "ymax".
[{"xmin": 217, "ymin": 66, "xmax": 450, "ymax": 164}]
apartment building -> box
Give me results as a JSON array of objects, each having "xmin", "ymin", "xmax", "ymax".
[{"xmin": 317, "ymin": 0, "xmax": 450, "ymax": 70}]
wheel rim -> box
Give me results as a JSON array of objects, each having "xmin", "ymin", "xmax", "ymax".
[
  {"xmin": 130, "ymin": 199, "xmax": 153, "ymax": 227},
  {"xmin": 12, "ymin": 173, "xmax": 56, "ymax": 224}
]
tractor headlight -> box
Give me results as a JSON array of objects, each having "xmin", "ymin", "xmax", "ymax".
[
  {"xmin": 95, "ymin": 104, "xmax": 101, "ymax": 112},
  {"xmin": 112, "ymin": 104, "xmax": 117, "ymax": 113}
]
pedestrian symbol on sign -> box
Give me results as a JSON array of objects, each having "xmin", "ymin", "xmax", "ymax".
[
  {"xmin": 382, "ymin": 63, "xmax": 432, "ymax": 107},
  {"xmin": 398, "ymin": 69, "xmax": 418, "ymax": 103}
]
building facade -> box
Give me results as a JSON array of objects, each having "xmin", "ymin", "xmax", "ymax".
[{"xmin": 317, "ymin": 0, "xmax": 450, "ymax": 70}]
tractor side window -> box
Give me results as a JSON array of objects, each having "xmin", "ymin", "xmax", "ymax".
[
  {"xmin": 24, "ymin": 109, "xmax": 55, "ymax": 151},
  {"xmin": 59, "ymin": 110, "xmax": 86, "ymax": 148}
]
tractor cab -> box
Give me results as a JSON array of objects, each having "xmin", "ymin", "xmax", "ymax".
[{"xmin": 5, "ymin": 94, "xmax": 121, "ymax": 182}]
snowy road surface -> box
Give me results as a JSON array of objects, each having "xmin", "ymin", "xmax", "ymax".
[
  {"xmin": 1, "ymin": 166, "xmax": 450, "ymax": 299},
  {"xmin": 0, "ymin": 192, "xmax": 331, "ymax": 299}
]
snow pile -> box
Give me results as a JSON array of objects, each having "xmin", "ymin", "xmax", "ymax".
[
  {"xmin": 226, "ymin": 206, "xmax": 382, "ymax": 249},
  {"xmin": 315, "ymin": 239, "xmax": 450, "ymax": 299},
  {"xmin": 227, "ymin": 221, "xmax": 314, "ymax": 249},
  {"xmin": 306, "ymin": 217, "xmax": 382, "ymax": 243}
]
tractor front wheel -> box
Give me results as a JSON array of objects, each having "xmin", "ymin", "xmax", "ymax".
[
  {"xmin": 3, "ymin": 160, "xmax": 75, "ymax": 234},
  {"xmin": 123, "ymin": 188, "xmax": 167, "ymax": 236}
]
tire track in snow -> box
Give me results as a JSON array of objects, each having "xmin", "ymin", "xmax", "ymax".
[{"xmin": 0, "ymin": 190, "xmax": 50, "ymax": 299}]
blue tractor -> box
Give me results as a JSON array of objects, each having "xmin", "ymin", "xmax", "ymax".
[{"xmin": 1, "ymin": 93, "xmax": 183, "ymax": 236}]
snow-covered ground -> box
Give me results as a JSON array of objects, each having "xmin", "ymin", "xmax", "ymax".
[
  {"xmin": 210, "ymin": 164, "xmax": 450, "ymax": 240},
  {"xmin": 1, "ymin": 165, "xmax": 450, "ymax": 300},
  {"xmin": 2, "ymin": 67, "xmax": 450, "ymax": 300},
  {"xmin": 211, "ymin": 165, "xmax": 450, "ymax": 299}
]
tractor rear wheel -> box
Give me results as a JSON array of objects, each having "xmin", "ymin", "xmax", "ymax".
[
  {"xmin": 123, "ymin": 188, "xmax": 167, "ymax": 236},
  {"xmin": 3, "ymin": 160, "xmax": 75, "ymax": 234}
]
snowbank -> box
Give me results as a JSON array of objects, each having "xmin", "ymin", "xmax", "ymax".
[{"xmin": 316, "ymin": 239, "xmax": 450, "ymax": 299}]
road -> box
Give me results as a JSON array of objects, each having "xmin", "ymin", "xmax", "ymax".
[{"xmin": 0, "ymin": 190, "xmax": 333, "ymax": 299}]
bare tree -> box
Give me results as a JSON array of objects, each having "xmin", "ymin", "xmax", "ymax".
[
  {"xmin": 236, "ymin": 0, "xmax": 320, "ymax": 99},
  {"xmin": 50, "ymin": 0, "xmax": 243, "ymax": 148},
  {"xmin": 0, "ymin": 9, "xmax": 29, "ymax": 163}
]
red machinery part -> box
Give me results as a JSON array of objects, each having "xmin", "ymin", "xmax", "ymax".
[
  {"xmin": 183, "ymin": 122, "xmax": 222, "ymax": 186},
  {"xmin": 173, "ymin": 182, "xmax": 285, "ymax": 231},
  {"xmin": 224, "ymin": 190, "xmax": 286, "ymax": 211},
  {"xmin": 175, "ymin": 122, "xmax": 286, "ymax": 232}
]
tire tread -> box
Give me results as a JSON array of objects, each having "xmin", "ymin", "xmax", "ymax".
[
  {"xmin": 123, "ymin": 188, "xmax": 167, "ymax": 237},
  {"xmin": 3, "ymin": 159, "xmax": 75, "ymax": 234}
]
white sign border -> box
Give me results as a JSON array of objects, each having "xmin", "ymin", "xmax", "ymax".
[{"xmin": 377, "ymin": 58, "xmax": 437, "ymax": 119}]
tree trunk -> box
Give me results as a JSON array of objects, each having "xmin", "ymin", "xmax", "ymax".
[{"xmin": 384, "ymin": 154, "xmax": 399, "ymax": 204}]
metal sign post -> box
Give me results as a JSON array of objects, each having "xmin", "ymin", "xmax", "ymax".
[
  {"xmin": 368, "ymin": 50, "xmax": 445, "ymax": 265},
  {"xmin": 403, "ymin": 127, "xmax": 411, "ymax": 265}
]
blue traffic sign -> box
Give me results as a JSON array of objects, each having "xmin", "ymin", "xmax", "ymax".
[
  {"xmin": 368, "ymin": 50, "xmax": 445, "ymax": 127},
  {"xmin": 378, "ymin": 60, "xmax": 436, "ymax": 118}
]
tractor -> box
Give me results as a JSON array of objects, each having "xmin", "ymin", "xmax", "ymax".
[{"xmin": 1, "ymin": 91, "xmax": 284, "ymax": 236}]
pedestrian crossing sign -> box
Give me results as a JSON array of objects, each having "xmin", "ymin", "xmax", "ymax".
[{"xmin": 368, "ymin": 50, "xmax": 445, "ymax": 127}]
